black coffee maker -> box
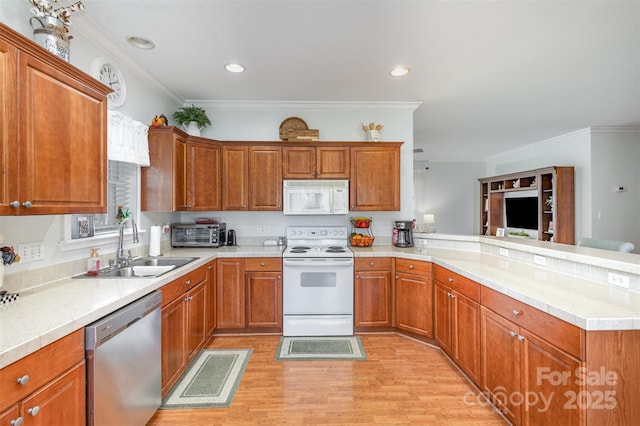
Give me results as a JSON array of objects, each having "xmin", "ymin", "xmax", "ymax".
[{"xmin": 393, "ymin": 220, "xmax": 414, "ymax": 247}]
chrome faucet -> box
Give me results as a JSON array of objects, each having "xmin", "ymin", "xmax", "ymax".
[{"xmin": 116, "ymin": 217, "xmax": 139, "ymax": 267}]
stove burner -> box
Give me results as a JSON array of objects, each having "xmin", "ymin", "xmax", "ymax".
[
  {"xmin": 290, "ymin": 249, "xmax": 308, "ymax": 253},
  {"xmin": 291, "ymin": 246, "xmax": 311, "ymax": 250},
  {"xmin": 326, "ymin": 247, "xmax": 347, "ymax": 253}
]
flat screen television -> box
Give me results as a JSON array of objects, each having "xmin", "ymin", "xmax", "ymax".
[{"xmin": 505, "ymin": 197, "xmax": 538, "ymax": 230}]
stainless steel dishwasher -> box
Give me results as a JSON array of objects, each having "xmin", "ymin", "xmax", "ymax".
[{"xmin": 85, "ymin": 290, "xmax": 162, "ymax": 426}]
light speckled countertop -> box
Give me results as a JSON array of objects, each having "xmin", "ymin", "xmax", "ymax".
[{"xmin": 1, "ymin": 243, "xmax": 639, "ymax": 368}]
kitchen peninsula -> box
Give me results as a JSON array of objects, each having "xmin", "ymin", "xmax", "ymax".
[{"xmin": 1, "ymin": 235, "xmax": 639, "ymax": 425}]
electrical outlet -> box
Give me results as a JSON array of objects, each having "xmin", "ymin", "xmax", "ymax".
[
  {"xmin": 18, "ymin": 241, "xmax": 44, "ymax": 263},
  {"xmin": 608, "ymin": 272, "xmax": 630, "ymax": 288},
  {"xmin": 499, "ymin": 247, "xmax": 509, "ymax": 257},
  {"xmin": 534, "ymin": 255, "xmax": 547, "ymax": 266},
  {"xmin": 258, "ymin": 225, "xmax": 266, "ymax": 234}
]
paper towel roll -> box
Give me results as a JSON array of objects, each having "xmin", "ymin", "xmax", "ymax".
[{"xmin": 149, "ymin": 225, "xmax": 161, "ymax": 256}]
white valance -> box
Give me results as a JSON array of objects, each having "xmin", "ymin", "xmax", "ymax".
[{"xmin": 107, "ymin": 111, "xmax": 150, "ymax": 166}]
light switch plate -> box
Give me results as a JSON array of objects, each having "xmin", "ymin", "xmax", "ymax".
[{"xmin": 499, "ymin": 247, "xmax": 509, "ymax": 257}]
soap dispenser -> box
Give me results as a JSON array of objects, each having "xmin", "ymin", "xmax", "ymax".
[{"xmin": 87, "ymin": 248, "xmax": 101, "ymax": 276}]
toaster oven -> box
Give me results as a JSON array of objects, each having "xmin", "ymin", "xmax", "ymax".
[{"xmin": 171, "ymin": 223, "xmax": 226, "ymax": 247}]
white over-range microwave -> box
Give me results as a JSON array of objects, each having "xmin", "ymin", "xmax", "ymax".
[{"xmin": 283, "ymin": 180, "xmax": 349, "ymax": 215}]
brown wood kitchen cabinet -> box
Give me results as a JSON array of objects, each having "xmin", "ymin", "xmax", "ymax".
[
  {"xmin": 221, "ymin": 146, "xmax": 249, "ymax": 210},
  {"xmin": 433, "ymin": 265, "xmax": 481, "ymax": 385},
  {"xmin": 0, "ymin": 329, "xmax": 85, "ymax": 426},
  {"xmin": 394, "ymin": 258, "xmax": 433, "ymax": 337},
  {"xmin": 160, "ymin": 265, "xmax": 208, "ymax": 395},
  {"xmin": 205, "ymin": 260, "xmax": 217, "ymax": 337},
  {"xmin": 350, "ymin": 144, "xmax": 401, "ymax": 211},
  {"xmin": 249, "ymin": 146, "xmax": 282, "ymax": 210},
  {"xmin": 480, "ymin": 286, "xmax": 584, "ymax": 425},
  {"xmin": 0, "ymin": 24, "xmax": 109, "ymax": 216},
  {"xmin": 245, "ymin": 258, "xmax": 283, "ymax": 330},
  {"xmin": 282, "ymin": 146, "xmax": 350, "ymax": 179},
  {"xmin": 216, "ymin": 258, "xmax": 246, "ymax": 328},
  {"xmin": 354, "ymin": 257, "xmax": 393, "ymax": 330},
  {"xmin": 143, "ymin": 128, "xmax": 222, "ymax": 211}
]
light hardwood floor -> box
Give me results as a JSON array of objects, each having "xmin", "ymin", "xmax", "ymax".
[{"xmin": 149, "ymin": 334, "xmax": 507, "ymax": 425}]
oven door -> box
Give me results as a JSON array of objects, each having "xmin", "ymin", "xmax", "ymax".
[{"xmin": 282, "ymin": 257, "xmax": 354, "ymax": 314}]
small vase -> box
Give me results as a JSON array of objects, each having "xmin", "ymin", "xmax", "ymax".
[
  {"xmin": 368, "ymin": 130, "xmax": 380, "ymax": 142},
  {"xmin": 184, "ymin": 121, "xmax": 201, "ymax": 136}
]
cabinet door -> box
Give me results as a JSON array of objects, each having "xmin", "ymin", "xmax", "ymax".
[
  {"xmin": 161, "ymin": 296, "xmax": 186, "ymax": 394},
  {"xmin": 354, "ymin": 270, "xmax": 392, "ymax": 328},
  {"xmin": 245, "ymin": 272, "xmax": 282, "ymax": 328},
  {"xmin": 18, "ymin": 52, "xmax": 107, "ymax": 215},
  {"xmin": 453, "ymin": 292, "xmax": 481, "ymax": 385},
  {"xmin": 249, "ymin": 146, "xmax": 282, "ymax": 210},
  {"xmin": 316, "ymin": 146, "xmax": 349, "ymax": 178},
  {"xmin": 186, "ymin": 141, "xmax": 220, "ymax": 210},
  {"xmin": 480, "ymin": 307, "xmax": 521, "ymax": 425},
  {"xmin": 521, "ymin": 329, "xmax": 583, "ymax": 426},
  {"xmin": 222, "ymin": 146, "xmax": 249, "ymax": 210},
  {"xmin": 205, "ymin": 261, "xmax": 217, "ymax": 336},
  {"xmin": 395, "ymin": 272, "xmax": 433, "ymax": 337},
  {"xmin": 20, "ymin": 361, "xmax": 85, "ymax": 426},
  {"xmin": 186, "ymin": 282, "xmax": 207, "ymax": 359},
  {"xmin": 0, "ymin": 38, "xmax": 18, "ymax": 215},
  {"xmin": 0, "ymin": 404, "xmax": 20, "ymax": 426},
  {"xmin": 350, "ymin": 146, "xmax": 400, "ymax": 211},
  {"xmin": 434, "ymin": 282, "xmax": 453, "ymax": 355},
  {"xmin": 282, "ymin": 147, "xmax": 316, "ymax": 178},
  {"xmin": 216, "ymin": 258, "xmax": 245, "ymax": 328}
]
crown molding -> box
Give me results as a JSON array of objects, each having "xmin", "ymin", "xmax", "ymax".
[{"xmin": 185, "ymin": 100, "xmax": 423, "ymax": 112}]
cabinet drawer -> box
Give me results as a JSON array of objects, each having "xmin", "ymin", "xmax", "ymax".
[
  {"xmin": 355, "ymin": 257, "xmax": 392, "ymax": 271},
  {"xmin": 481, "ymin": 286, "xmax": 584, "ymax": 359},
  {"xmin": 433, "ymin": 264, "xmax": 480, "ymax": 302},
  {"xmin": 395, "ymin": 258, "xmax": 431, "ymax": 276},
  {"xmin": 244, "ymin": 257, "xmax": 282, "ymax": 272},
  {"xmin": 162, "ymin": 266, "xmax": 207, "ymax": 306},
  {"xmin": 0, "ymin": 329, "xmax": 84, "ymax": 410}
]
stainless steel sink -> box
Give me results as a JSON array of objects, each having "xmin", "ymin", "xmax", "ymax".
[{"xmin": 74, "ymin": 256, "xmax": 199, "ymax": 279}]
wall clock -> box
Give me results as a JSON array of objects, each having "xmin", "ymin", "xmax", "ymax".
[{"xmin": 90, "ymin": 57, "xmax": 127, "ymax": 107}]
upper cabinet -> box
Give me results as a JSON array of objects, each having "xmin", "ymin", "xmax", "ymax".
[
  {"xmin": 479, "ymin": 166, "xmax": 575, "ymax": 244},
  {"xmin": 282, "ymin": 146, "xmax": 349, "ymax": 179},
  {"xmin": 0, "ymin": 24, "xmax": 110, "ymax": 215},
  {"xmin": 249, "ymin": 146, "xmax": 282, "ymax": 210},
  {"xmin": 221, "ymin": 145, "xmax": 249, "ymax": 210},
  {"xmin": 350, "ymin": 145, "xmax": 401, "ymax": 211}
]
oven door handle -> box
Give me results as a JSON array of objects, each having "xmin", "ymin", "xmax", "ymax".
[{"xmin": 283, "ymin": 258, "xmax": 354, "ymax": 267}]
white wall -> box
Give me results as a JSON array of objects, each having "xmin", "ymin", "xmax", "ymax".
[
  {"xmin": 413, "ymin": 160, "xmax": 484, "ymax": 235},
  {"xmin": 484, "ymin": 129, "xmax": 593, "ymax": 242},
  {"xmin": 590, "ymin": 128, "xmax": 640, "ymax": 250}
]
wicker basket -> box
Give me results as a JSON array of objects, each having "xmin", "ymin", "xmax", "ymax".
[{"xmin": 279, "ymin": 117, "xmax": 319, "ymax": 140}]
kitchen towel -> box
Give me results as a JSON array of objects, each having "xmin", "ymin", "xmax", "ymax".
[{"xmin": 149, "ymin": 225, "xmax": 161, "ymax": 256}]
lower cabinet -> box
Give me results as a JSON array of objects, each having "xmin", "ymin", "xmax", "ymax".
[
  {"xmin": 205, "ymin": 260, "xmax": 217, "ymax": 337},
  {"xmin": 216, "ymin": 257, "xmax": 282, "ymax": 332},
  {"xmin": 480, "ymin": 287, "xmax": 584, "ymax": 425},
  {"xmin": 160, "ymin": 265, "xmax": 208, "ymax": 396},
  {"xmin": 0, "ymin": 329, "xmax": 85, "ymax": 426},
  {"xmin": 433, "ymin": 265, "xmax": 481, "ymax": 385},
  {"xmin": 245, "ymin": 258, "xmax": 282, "ymax": 329},
  {"xmin": 394, "ymin": 258, "xmax": 433, "ymax": 337},
  {"xmin": 354, "ymin": 257, "xmax": 393, "ymax": 330}
]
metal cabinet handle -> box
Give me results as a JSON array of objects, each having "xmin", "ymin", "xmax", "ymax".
[
  {"xmin": 16, "ymin": 374, "xmax": 30, "ymax": 385},
  {"xmin": 260, "ymin": 262, "xmax": 265, "ymax": 266},
  {"xmin": 395, "ymin": 275, "xmax": 399, "ymax": 280},
  {"xmin": 356, "ymin": 274, "xmax": 360, "ymax": 279},
  {"xmin": 22, "ymin": 201, "xmax": 32, "ymax": 208},
  {"xmin": 512, "ymin": 309, "xmax": 521, "ymax": 317},
  {"xmin": 187, "ymin": 204, "xmax": 193, "ymax": 209},
  {"xmin": 518, "ymin": 335, "xmax": 525, "ymax": 341},
  {"xmin": 509, "ymin": 331, "xmax": 517, "ymax": 337},
  {"xmin": 370, "ymin": 262, "xmax": 374, "ymax": 266},
  {"xmin": 10, "ymin": 417, "xmax": 24, "ymax": 426},
  {"xmin": 185, "ymin": 279, "xmax": 191, "ymax": 286},
  {"xmin": 9, "ymin": 200, "xmax": 20, "ymax": 208},
  {"xmin": 448, "ymin": 277, "xmax": 454, "ymax": 282},
  {"xmin": 409, "ymin": 264, "xmax": 414, "ymax": 269},
  {"xmin": 27, "ymin": 406, "xmax": 39, "ymax": 417}
]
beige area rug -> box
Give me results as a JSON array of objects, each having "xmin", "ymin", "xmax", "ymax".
[
  {"xmin": 161, "ymin": 348, "xmax": 251, "ymax": 409},
  {"xmin": 275, "ymin": 336, "xmax": 367, "ymax": 360}
]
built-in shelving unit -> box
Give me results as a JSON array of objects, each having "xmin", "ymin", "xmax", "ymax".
[{"xmin": 479, "ymin": 166, "xmax": 575, "ymax": 244}]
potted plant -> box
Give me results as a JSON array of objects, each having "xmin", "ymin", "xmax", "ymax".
[{"xmin": 172, "ymin": 104, "xmax": 212, "ymax": 136}]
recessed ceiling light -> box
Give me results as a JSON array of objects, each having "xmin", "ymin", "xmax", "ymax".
[
  {"xmin": 389, "ymin": 66, "xmax": 410, "ymax": 77},
  {"xmin": 127, "ymin": 36, "xmax": 155, "ymax": 50},
  {"xmin": 225, "ymin": 63, "xmax": 246, "ymax": 73}
]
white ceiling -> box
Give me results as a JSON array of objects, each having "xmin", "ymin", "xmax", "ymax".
[{"xmin": 43, "ymin": 1, "xmax": 640, "ymax": 160}]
